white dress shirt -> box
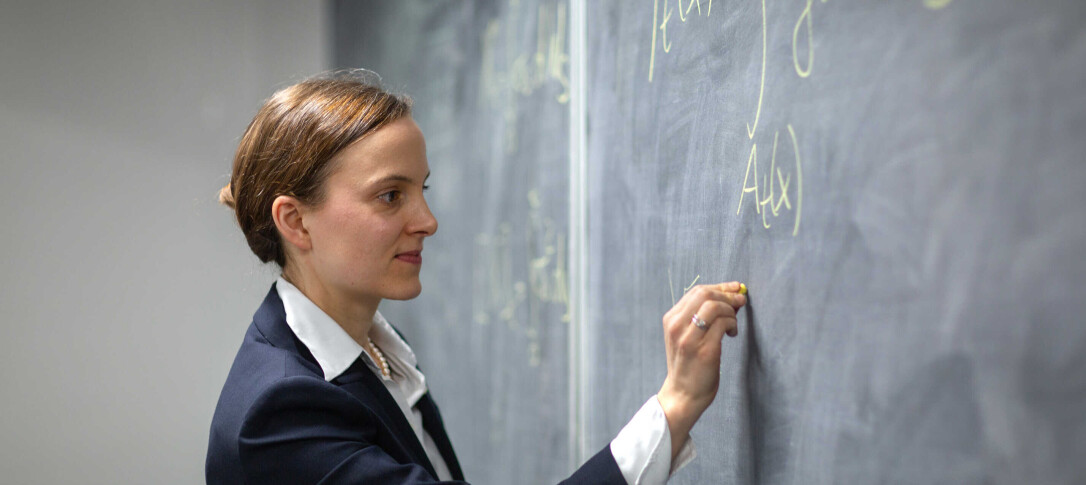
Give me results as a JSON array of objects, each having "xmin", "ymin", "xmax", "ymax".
[{"xmin": 276, "ymin": 276, "xmax": 695, "ymax": 484}]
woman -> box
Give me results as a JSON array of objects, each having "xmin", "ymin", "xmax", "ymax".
[{"xmin": 206, "ymin": 72, "xmax": 746, "ymax": 484}]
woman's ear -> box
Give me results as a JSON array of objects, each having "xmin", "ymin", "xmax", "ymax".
[{"xmin": 271, "ymin": 195, "xmax": 312, "ymax": 254}]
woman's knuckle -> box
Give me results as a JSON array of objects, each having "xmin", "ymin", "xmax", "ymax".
[
  {"xmin": 665, "ymin": 320, "xmax": 682, "ymax": 337},
  {"xmin": 674, "ymin": 331, "xmax": 687, "ymax": 346},
  {"xmin": 720, "ymin": 303, "xmax": 736, "ymax": 318},
  {"xmin": 728, "ymin": 294, "xmax": 744, "ymax": 308},
  {"xmin": 679, "ymin": 333, "xmax": 699, "ymax": 350}
]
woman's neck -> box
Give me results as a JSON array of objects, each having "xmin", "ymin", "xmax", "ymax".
[{"xmin": 281, "ymin": 265, "xmax": 379, "ymax": 347}]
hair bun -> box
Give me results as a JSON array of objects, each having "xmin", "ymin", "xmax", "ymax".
[{"xmin": 218, "ymin": 183, "xmax": 236, "ymax": 209}]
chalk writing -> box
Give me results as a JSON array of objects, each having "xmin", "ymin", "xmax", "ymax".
[
  {"xmin": 480, "ymin": 2, "xmax": 571, "ymax": 154},
  {"xmin": 668, "ymin": 269, "xmax": 703, "ymax": 305},
  {"xmin": 509, "ymin": 3, "xmax": 570, "ymax": 103},
  {"xmin": 737, "ymin": 125, "xmax": 804, "ymax": 236},
  {"xmin": 793, "ymin": 0, "xmax": 814, "ymax": 78},
  {"xmin": 684, "ymin": 274, "xmax": 702, "ymax": 294},
  {"xmin": 660, "ymin": 0, "xmax": 673, "ymax": 54},
  {"xmin": 472, "ymin": 190, "xmax": 569, "ymax": 367},
  {"xmin": 746, "ymin": 0, "xmax": 767, "ymax": 138},
  {"xmin": 787, "ymin": 124, "xmax": 804, "ymax": 236},
  {"xmin": 526, "ymin": 190, "xmax": 571, "ymax": 320},
  {"xmin": 641, "ymin": 1, "xmax": 945, "ymax": 234},
  {"xmin": 792, "ymin": 0, "xmax": 830, "ymax": 79},
  {"xmin": 648, "ymin": 0, "xmax": 714, "ymax": 82},
  {"xmin": 677, "ymin": 0, "xmax": 704, "ymax": 22},
  {"xmin": 737, "ymin": 1, "xmax": 815, "ymax": 234}
]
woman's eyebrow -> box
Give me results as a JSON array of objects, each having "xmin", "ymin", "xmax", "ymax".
[{"xmin": 369, "ymin": 172, "xmax": 430, "ymax": 185}]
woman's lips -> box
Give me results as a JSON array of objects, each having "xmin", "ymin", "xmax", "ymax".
[{"xmin": 395, "ymin": 251, "xmax": 422, "ymax": 264}]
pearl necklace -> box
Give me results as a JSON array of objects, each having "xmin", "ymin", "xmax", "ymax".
[{"xmin": 367, "ymin": 337, "xmax": 391, "ymax": 379}]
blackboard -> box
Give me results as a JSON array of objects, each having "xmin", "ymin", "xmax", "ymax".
[{"xmin": 334, "ymin": 1, "xmax": 1086, "ymax": 483}]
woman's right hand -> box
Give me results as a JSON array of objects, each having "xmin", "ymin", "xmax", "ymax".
[{"xmin": 655, "ymin": 281, "xmax": 747, "ymax": 459}]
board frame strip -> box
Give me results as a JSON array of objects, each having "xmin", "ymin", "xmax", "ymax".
[{"xmin": 568, "ymin": 0, "xmax": 590, "ymax": 469}]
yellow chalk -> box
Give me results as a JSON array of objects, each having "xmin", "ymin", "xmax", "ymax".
[{"xmin": 739, "ymin": 283, "xmax": 748, "ymax": 295}]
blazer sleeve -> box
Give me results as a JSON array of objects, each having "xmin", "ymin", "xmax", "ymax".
[{"xmin": 237, "ymin": 376, "xmax": 626, "ymax": 485}]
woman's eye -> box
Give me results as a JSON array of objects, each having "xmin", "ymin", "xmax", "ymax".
[
  {"xmin": 422, "ymin": 184, "xmax": 430, "ymax": 192},
  {"xmin": 378, "ymin": 190, "xmax": 402, "ymax": 204}
]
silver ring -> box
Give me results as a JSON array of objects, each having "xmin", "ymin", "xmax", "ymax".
[{"xmin": 691, "ymin": 314, "xmax": 708, "ymax": 330}]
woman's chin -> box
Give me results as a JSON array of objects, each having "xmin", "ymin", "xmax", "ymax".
[{"xmin": 384, "ymin": 282, "xmax": 423, "ymax": 301}]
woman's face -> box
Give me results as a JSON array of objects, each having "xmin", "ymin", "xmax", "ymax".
[{"xmin": 301, "ymin": 116, "xmax": 437, "ymax": 305}]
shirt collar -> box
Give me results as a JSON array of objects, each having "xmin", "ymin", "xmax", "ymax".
[
  {"xmin": 276, "ymin": 277, "xmax": 364, "ymax": 381},
  {"xmin": 276, "ymin": 276, "xmax": 426, "ymax": 399}
]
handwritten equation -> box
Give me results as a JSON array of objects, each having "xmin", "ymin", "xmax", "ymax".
[
  {"xmin": 645, "ymin": 0, "xmax": 946, "ymax": 235},
  {"xmin": 480, "ymin": 1, "xmax": 571, "ymax": 153},
  {"xmin": 472, "ymin": 190, "xmax": 569, "ymax": 367},
  {"xmin": 648, "ymin": 0, "xmax": 715, "ymax": 83},
  {"xmin": 737, "ymin": 0, "xmax": 814, "ymax": 236},
  {"xmin": 482, "ymin": 2, "xmax": 570, "ymax": 104}
]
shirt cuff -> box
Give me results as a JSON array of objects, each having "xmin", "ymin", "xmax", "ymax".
[{"xmin": 609, "ymin": 395, "xmax": 698, "ymax": 485}]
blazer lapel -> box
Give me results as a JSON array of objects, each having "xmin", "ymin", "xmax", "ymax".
[
  {"xmin": 417, "ymin": 392, "xmax": 465, "ymax": 480},
  {"xmin": 253, "ymin": 283, "xmax": 439, "ymax": 478},
  {"xmin": 335, "ymin": 361, "xmax": 439, "ymax": 479}
]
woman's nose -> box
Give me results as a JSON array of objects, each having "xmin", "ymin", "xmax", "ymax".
[{"xmin": 411, "ymin": 198, "xmax": 438, "ymax": 236}]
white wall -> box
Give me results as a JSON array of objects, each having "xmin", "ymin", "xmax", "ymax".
[{"xmin": 0, "ymin": 2, "xmax": 329, "ymax": 483}]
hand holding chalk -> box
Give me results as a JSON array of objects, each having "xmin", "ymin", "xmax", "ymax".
[{"xmin": 656, "ymin": 281, "xmax": 747, "ymax": 462}]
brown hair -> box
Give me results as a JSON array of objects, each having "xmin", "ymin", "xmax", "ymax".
[{"xmin": 219, "ymin": 71, "xmax": 412, "ymax": 266}]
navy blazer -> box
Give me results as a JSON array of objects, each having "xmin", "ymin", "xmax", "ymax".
[{"xmin": 206, "ymin": 284, "xmax": 625, "ymax": 484}]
